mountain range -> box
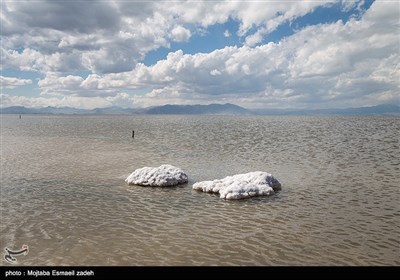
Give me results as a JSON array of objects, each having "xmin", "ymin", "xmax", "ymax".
[{"xmin": 1, "ymin": 103, "xmax": 399, "ymax": 116}]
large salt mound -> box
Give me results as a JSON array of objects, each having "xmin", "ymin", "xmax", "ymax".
[
  {"xmin": 193, "ymin": 172, "xmax": 281, "ymax": 200},
  {"xmin": 125, "ymin": 164, "xmax": 188, "ymax": 187}
]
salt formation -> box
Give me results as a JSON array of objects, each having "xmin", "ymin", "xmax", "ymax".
[
  {"xmin": 125, "ymin": 164, "xmax": 188, "ymax": 187},
  {"xmin": 193, "ymin": 172, "xmax": 281, "ymax": 200}
]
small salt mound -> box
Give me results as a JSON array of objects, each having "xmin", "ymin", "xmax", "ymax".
[
  {"xmin": 193, "ymin": 171, "xmax": 281, "ymax": 200},
  {"xmin": 125, "ymin": 164, "xmax": 188, "ymax": 187}
]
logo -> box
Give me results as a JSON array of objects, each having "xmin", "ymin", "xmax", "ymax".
[{"xmin": 4, "ymin": 244, "xmax": 29, "ymax": 264}]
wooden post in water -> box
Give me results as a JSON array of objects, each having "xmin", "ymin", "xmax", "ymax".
[
  {"xmin": 132, "ymin": 130, "xmax": 135, "ymax": 138},
  {"xmin": 19, "ymin": 115, "xmax": 21, "ymax": 119}
]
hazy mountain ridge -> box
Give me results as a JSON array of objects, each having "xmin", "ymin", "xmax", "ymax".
[
  {"xmin": 1, "ymin": 106, "xmax": 138, "ymax": 115},
  {"xmin": 1, "ymin": 103, "xmax": 399, "ymax": 116},
  {"xmin": 253, "ymin": 104, "xmax": 400, "ymax": 115},
  {"xmin": 145, "ymin": 103, "xmax": 252, "ymax": 115}
]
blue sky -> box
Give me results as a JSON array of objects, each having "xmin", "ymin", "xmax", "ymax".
[
  {"xmin": 144, "ymin": 0, "xmax": 374, "ymax": 65},
  {"xmin": 1, "ymin": 0, "xmax": 398, "ymax": 109}
]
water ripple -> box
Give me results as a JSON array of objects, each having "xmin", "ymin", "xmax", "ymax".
[{"xmin": 1, "ymin": 115, "xmax": 399, "ymax": 265}]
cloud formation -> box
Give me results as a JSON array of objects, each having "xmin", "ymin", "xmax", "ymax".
[
  {"xmin": 1, "ymin": 1, "xmax": 399, "ymax": 109},
  {"xmin": 0, "ymin": 76, "xmax": 32, "ymax": 89},
  {"xmin": 170, "ymin": 25, "xmax": 192, "ymax": 42},
  {"xmin": 1, "ymin": 0, "xmax": 333, "ymax": 74},
  {"xmin": 0, "ymin": 92, "xmax": 135, "ymax": 110}
]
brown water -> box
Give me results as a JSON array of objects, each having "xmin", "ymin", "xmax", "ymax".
[{"xmin": 1, "ymin": 114, "xmax": 399, "ymax": 266}]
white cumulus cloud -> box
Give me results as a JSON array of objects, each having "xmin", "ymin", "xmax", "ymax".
[
  {"xmin": 2, "ymin": 1, "xmax": 398, "ymax": 109},
  {"xmin": 0, "ymin": 92, "xmax": 135, "ymax": 110},
  {"xmin": 1, "ymin": 1, "xmax": 335, "ymax": 74},
  {"xmin": 170, "ymin": 25, "xmax": 192, "ymax": 42},
  {"xmin": 0, "ymin": 76, "xmax": 32, "ymax": 89}
]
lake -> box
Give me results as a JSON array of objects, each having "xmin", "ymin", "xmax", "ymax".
[{"xmin": 1, "ymin": 114, "xmax": 399, "ymax": 265}]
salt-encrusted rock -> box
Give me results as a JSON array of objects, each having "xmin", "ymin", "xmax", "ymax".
[
  {"xmin": 193, "ymin": 171, "xmax": 281, "ymax": 200},
  {"xmin": 125, "ymin": 164, "xmax": 188, "ymax": 187}
]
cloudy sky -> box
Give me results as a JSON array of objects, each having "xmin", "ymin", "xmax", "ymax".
[{"xmin": 1, "ymin": 0, "xmax": 399, "ymax": 109}]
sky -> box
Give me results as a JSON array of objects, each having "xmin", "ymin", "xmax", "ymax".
[{"xmin": 0, "ymin": 0, "xmax": 399, "ymax": 109}]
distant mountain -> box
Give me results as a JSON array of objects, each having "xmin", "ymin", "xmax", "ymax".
[
  {"xmin": 1, "ymin": 106, "xmax": 37, "ymax": 114},
  {"xmin": 87, "ymin": 106, "xmax": 138, "ymax": 115},
  {"xmin": 0, "ymin": 106, "xmax": 139, "ymax": 115},
  {"xmin": 35, "ymin": 106, "xmax": 88, "ymax": 114},
  {"xmin": 331, "ymin": 104, "xmax": 400, "ymax": 115},
  {"xmin": 1, "ymin": 106, "xmax": 88, "ymax": 114},
  {"xmin": 1, "ymin": 104, "xmax": 399, "ymax": 116},
  {"xmin": 145, "ymin": 103, "xmax": 252, "ymax": 115},
  {"xmin": 253, "ymin": 104, "xmax": 400, "ymax": 116}
]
